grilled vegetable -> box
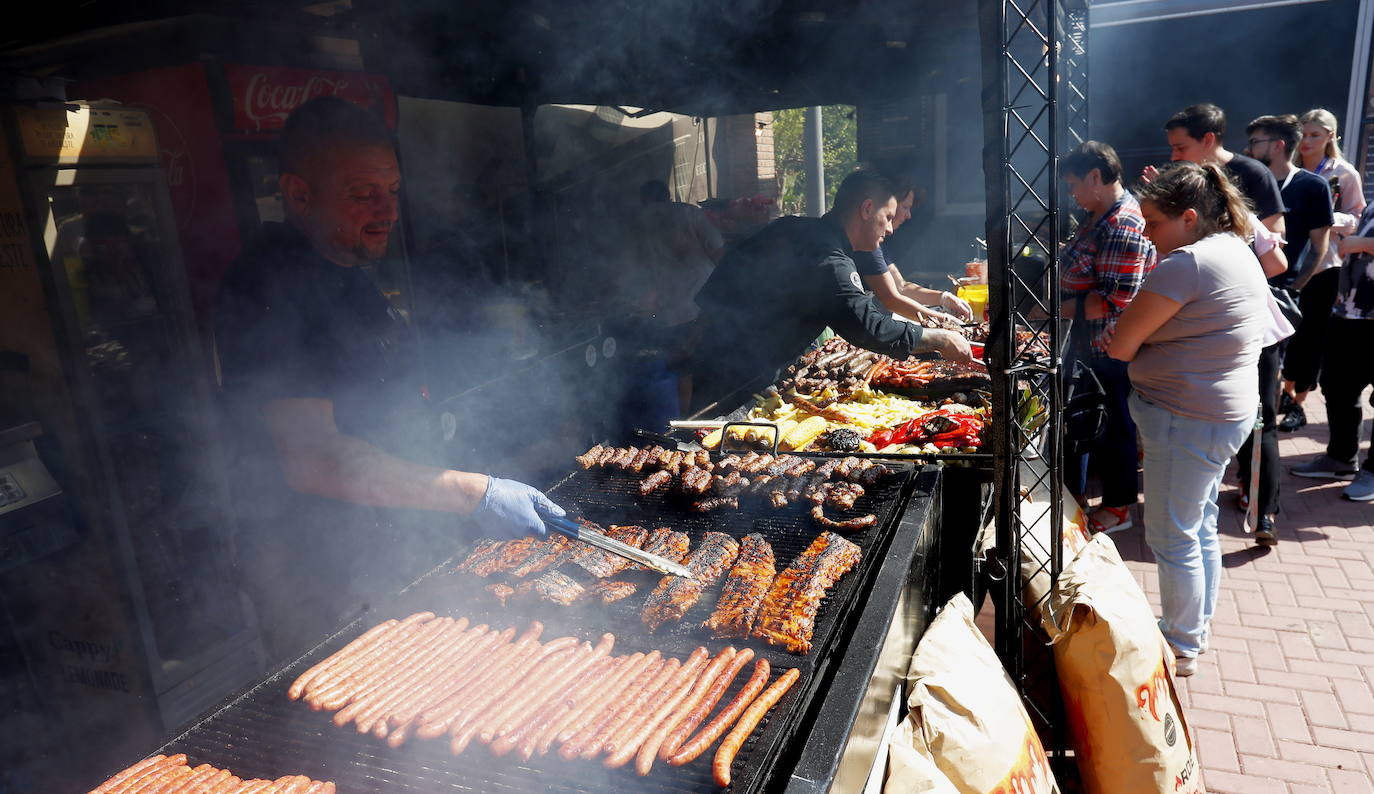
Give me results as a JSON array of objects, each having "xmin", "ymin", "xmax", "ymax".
[{"xmin": 781, "ymin": 416, "xmax": 827, "ymax": 451}]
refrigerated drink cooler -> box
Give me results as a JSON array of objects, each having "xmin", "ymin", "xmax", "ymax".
[{"xmin": 0, "ymin": 101, "xmax": 261, "ymax": 791}]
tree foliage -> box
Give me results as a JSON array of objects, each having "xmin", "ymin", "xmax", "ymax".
[{"xmin": 773, "ymin": 105, "xmax": 858, "ymax": 216}]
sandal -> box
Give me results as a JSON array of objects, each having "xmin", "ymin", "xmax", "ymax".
[{"xmin": 1088, "ymin": 505, "xmax": 1134, "ymax": 534}]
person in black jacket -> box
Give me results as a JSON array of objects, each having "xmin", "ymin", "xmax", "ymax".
[{"xmin": 689, "ymin": 170, "xmax": 971, "ymax": 412}]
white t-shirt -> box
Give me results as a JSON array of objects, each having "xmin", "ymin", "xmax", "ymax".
[{"xmin": 1312, "ymin": 158, "xmax": 1366, "ymax": 275}]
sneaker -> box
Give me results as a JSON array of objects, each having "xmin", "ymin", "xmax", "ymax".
[
  {"xmin": 1291, "ymin": 454, "xmax": 1360, "ymax": 480},
  {"xmin": 1173, "ymin": 654, "xmax": 1197, "ymax": 677},
  {"xmin": 1278, "ymin": 405, "xmax": 1307, "ymax": 432},
  {"xmin": 1235, "ymin": 490, "xmax": 1249, "ymax": 513},
  {"xmin": 1343, "ymin": 470, "xmax": 1374, "ymax": 502},
  {"xmin": 1279, "ymin": 391, "xmax": 1296, "ymax": 414},
  {"xmin": 1255, "ymin": 515, "xmax": 1278, "ymax": 546}
]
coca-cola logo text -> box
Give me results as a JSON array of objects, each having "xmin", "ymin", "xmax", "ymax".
[{"xmin": 243, "ymin": 73, "xmax": 348, "ymax": 130}]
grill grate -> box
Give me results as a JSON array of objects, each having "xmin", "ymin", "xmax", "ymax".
[{"xmin": 155, "ymin": 459, "xmax": 919, "ymax": 793}]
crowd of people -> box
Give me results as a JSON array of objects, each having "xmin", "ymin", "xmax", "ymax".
[{"xmin": 1060, "ymin": 103, "xmax": 1373, "ymax": 676}]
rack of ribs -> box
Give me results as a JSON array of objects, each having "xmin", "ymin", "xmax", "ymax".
[
  {"xmin": 464, "ymin": 536, "xmax": 545, "ymax": 577},
  {"xmin": 635, "ymin": 527, "xmax": 691, "ymax": 571},
  {"xmin": 641, "ymin": 531, "xmax": 739, "ymax": 632},
  {"xmin": 703, "ymin": 533, "xmax": 777, "ymax": 638},
  {"xmin": 455, "ymin": 539, "xmax": 504, "ymax": 573},
  {"xmin": 516, "ymin": 570, "xmax": 587, "ymax": 606},
  {"xmin": 568, "ymin": 524, "xmax": 649, "ymax": 578},
  {"xmin": 751, "ymin": 532, "xmax": 862, "ymax": 653},
  {"xmin": 591, "ymin": 580, "xmax": 639, "ymax": 604},
  {"xmin": 507, "ymin": 533, "xmax": 577, "ymax": 578}
]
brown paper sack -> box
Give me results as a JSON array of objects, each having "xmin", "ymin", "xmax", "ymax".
[
  {"xmin": 896, "ymin": 593, "xmax": 1060, "ymax": 794},
  {"xmin": 885, "ymin": 720, "xmax": 960, "ymax": 794},
  {"xmin": 1046, "ymin": 534, "xmax": 1206, "ymax": 794}
]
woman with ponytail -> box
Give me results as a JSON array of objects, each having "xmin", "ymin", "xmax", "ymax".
[{"xmin": 1108, "ymin": 161, "xmax": 1270, "ymax": 677}]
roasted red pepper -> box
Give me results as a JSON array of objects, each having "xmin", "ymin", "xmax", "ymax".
[{"xmin": 867, "ymin": 409, "xmax": 984, "ymax": 450}]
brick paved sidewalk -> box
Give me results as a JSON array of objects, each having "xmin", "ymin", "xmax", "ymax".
[{"xmin": 1104, "ymin": 389, "xmax": 1374, "ymax": 793}]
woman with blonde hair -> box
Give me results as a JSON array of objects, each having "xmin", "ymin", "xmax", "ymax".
[
  {"xmin": 1281, "ymin": 108, "xmax": 1367, "ymax": 432},
  {"xmin": 1109, "ymin": 161, "xmax": 1270, "ymax": 676}
]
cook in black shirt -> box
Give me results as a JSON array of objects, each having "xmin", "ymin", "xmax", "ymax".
[
  {"xmin": 1245, "ymin": 115, "xmax": 1333, "ymax": 289},
  {"xmin": 689, "ymin": 170, "xmax": 971, "ymax": 412},
  {"xmin": 215, "ymin": 97, "xmax": 563, "ymax": 661},
  {"xmin": 1146, "ymin": 103, "xmax": 1286, "ymax": 236}
]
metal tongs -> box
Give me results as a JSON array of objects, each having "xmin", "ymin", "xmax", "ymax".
[{"xmin": 542, "ymin": 515, "xmax": 695, "ymax": 579}]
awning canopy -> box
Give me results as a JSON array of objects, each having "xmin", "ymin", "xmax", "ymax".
[{"xmin": 2, "ymin": 0, "xmax": 960, "ymax": 116}]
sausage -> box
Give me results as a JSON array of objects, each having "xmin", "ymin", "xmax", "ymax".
[
  {"xmin": 92, "ymin": 754, "xmax": 171, "ymax": 793},
  {"xmin": 306, "ymin": 614, "xmax": 436, "ymax": 710},
  {"xmin": 551, "ymin": 653, "xmax": 637, "ymax": 750},
  {"xmin": 131, "ymin": 761, "xmax": 189, "ymax": 793},
  {"xmin": 104, "ymin": 754, "xmax": 186, "ymax": 794},
  {"xmin": 184, "ymin": 768, "xmax": 233, "ymax": 793},
  {"xmin": 362, "ymin": 621, "xmax": 488, "ymax": 735},
  {"xmin": 163, "ymin": 763, "xmax": 215, "ymax": 792},
  {"xmin": 486, "ymin": 634, "xmax": 610, "ymax": 752},
  {"xmin": 604, "ymin": 648, "xmax": 708, "ymax": 768},
  {"xmin": 558, "ymin": 651, "xmax": 657, "ymax": 759},
  {"xmin": 307, "ymin": 611, "xmax": 432, "ymax": 702},
  {"xmin": 349, "ymin": 618, "xmax": 477, "ymax": 734},
  {"xmin": 437, "ymin": 628, "xmax": 556, "ymax": 742},
  {"xmin": 630, "ymin": 649, "xmax": 722, "ymax": 774},
  {"xmin": 481, "ymin": 642, "xmax": 584, "ymax": 744},
  {"xmin": 534, "ymin": 654, "xmax": 621, "ymax": 756},
  {"xmin": 485, "ymin": 644, "xmax": 587, "ymax": 755},
  {"xmin": 412, "ymin": 626, "xmax": 521, "ymax": 738},
  {"xmin": 313, "ymin": 615, "xmax": 449, "ymax": 712},
  {"xmin": 524, "ymin": 655, "xmax": 616, "ymax": 759},
  {"xmin": 449, "ymin": 635, "xmax": 580, "ymax": 754},
  {"xmin": 668, "ymin": 658, "xmax": 770, "ymax": 766},
  {"xmin": 332, "ymin": 617, "xmax": 462, "ymax": 728},
  {"xmin": 659, "ymin": 647, "xmax": 749, "ymax": 761},
  {"xmin": 591, "ymin": 657, "xmax": 681, "ymax": 761},
  {"xmin": 289, "ymin": 618, "xmax": 400, "ymax": 700},
  {"xmin": 712, "ymin": 667, "xmax": 800, "ymax": 786}
]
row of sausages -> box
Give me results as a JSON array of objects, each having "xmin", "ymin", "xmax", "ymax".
[
  {"xmin": 286, "ymin": 613, "xmax": 798, "ymax": 786},
  {"xmin": 89, "ymin": 754, "xmax": 333, "ymax": 794}
]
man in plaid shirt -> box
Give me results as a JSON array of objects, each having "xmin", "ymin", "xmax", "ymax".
[{"xmin": 1059, "ymin": 141, "xmax": 1157, "ymax": 532}]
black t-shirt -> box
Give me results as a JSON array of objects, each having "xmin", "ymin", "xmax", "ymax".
[
  {"xmin": 215, "ymin": 223, "xmax": 452, "ymax": 643},
  {"xmin": 1224, "ymin": 153, "xmax": 1285, "ymax": 221},
  {"xmin": 1272, "ymin": 169, "xmax": 1334, "ymax": 288},
  {"xmin": 691, "ymin": 214, "xmax": 927, "ymax": 409}
]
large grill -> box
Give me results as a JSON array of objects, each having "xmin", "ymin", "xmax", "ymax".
[{"xmin": 153, "ymin": 456, "xmax": 924, "ymax": 793}]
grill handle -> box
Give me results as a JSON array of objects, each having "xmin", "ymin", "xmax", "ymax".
[{"xmin": 720, "ymin": 420, "xmax": 781, "ymax": 456}]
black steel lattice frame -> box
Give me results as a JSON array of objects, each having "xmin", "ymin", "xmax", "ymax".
[{"xmin": 977, "ymin": 0, "xmax": 1089, "ymax": 753}]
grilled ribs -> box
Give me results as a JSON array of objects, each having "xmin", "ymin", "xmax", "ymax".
[
  {"xmin": 569, "ymin": 524, "xmax": 649, "ymax": 578},
  {"xmin": 518, "ymin": 570, "xmax": 587, "ymax": 606},
  {"xmin": 507, "ymin": 533, "xmax": 576, "ymax": 578},
  {"xmin": 591, "ymin": 580, "xmax": 639, "ymax": 604},
  {"xmin": 704, "ymin": 533, "xmax": 777, "ymax": 638},
  {"xmin": 455, "ymin": 539, "xmax": 504, "ymax": 573},
  {"xmin": 752, "ymin": 531, "xmax": 862, "ymax": 653},
  {"xmin": 638, "ymin": 527, "xmax": 691, "ymax": 570},
  {"xmin": 484, "ymin": 582, "xmax": 515, "ymax": 606},
  {"xmin": 465, "ymin": 536, "xmax": 543, "ymax": 577},
  {"xmin": 641, "ymin": 531, "xmax": 739, "ymax": 632}
]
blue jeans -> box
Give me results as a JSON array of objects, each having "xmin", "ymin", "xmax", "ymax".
[{"xmin": 1129, "ymin": 391, "xmax": 1252, "ymax": 658}]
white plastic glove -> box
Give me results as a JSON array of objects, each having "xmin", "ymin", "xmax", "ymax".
[{"xmin": 938, "ymin": 291, "xmax": 974, "ymax": 322}]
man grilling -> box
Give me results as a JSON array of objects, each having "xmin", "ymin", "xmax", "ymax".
[
  {"xmin": 215, "ymin": 97, "xmax": 563, "ymax": 663},
  {"xmin": 689, "ymin": 169, "xmax": 972, "ymax": 412}
]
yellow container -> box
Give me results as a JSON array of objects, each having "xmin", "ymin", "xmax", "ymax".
[{"xmin": 957, "ymin": 284, "xmax": 989, "ymax": 322}]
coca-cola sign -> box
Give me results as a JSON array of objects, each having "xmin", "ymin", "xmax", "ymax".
[{"xmin": 225, "ymin": 65, "xmax": 397, "ymax": 133}]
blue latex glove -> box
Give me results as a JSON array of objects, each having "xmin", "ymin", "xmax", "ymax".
[{"xmin": 474, "ymin": 477, "xmax": 565, "ymax": 538}]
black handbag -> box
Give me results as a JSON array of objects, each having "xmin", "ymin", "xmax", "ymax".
[{"xmin": 1061, "ymin": 296, "xmax": 1108, "ymax": 457}]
